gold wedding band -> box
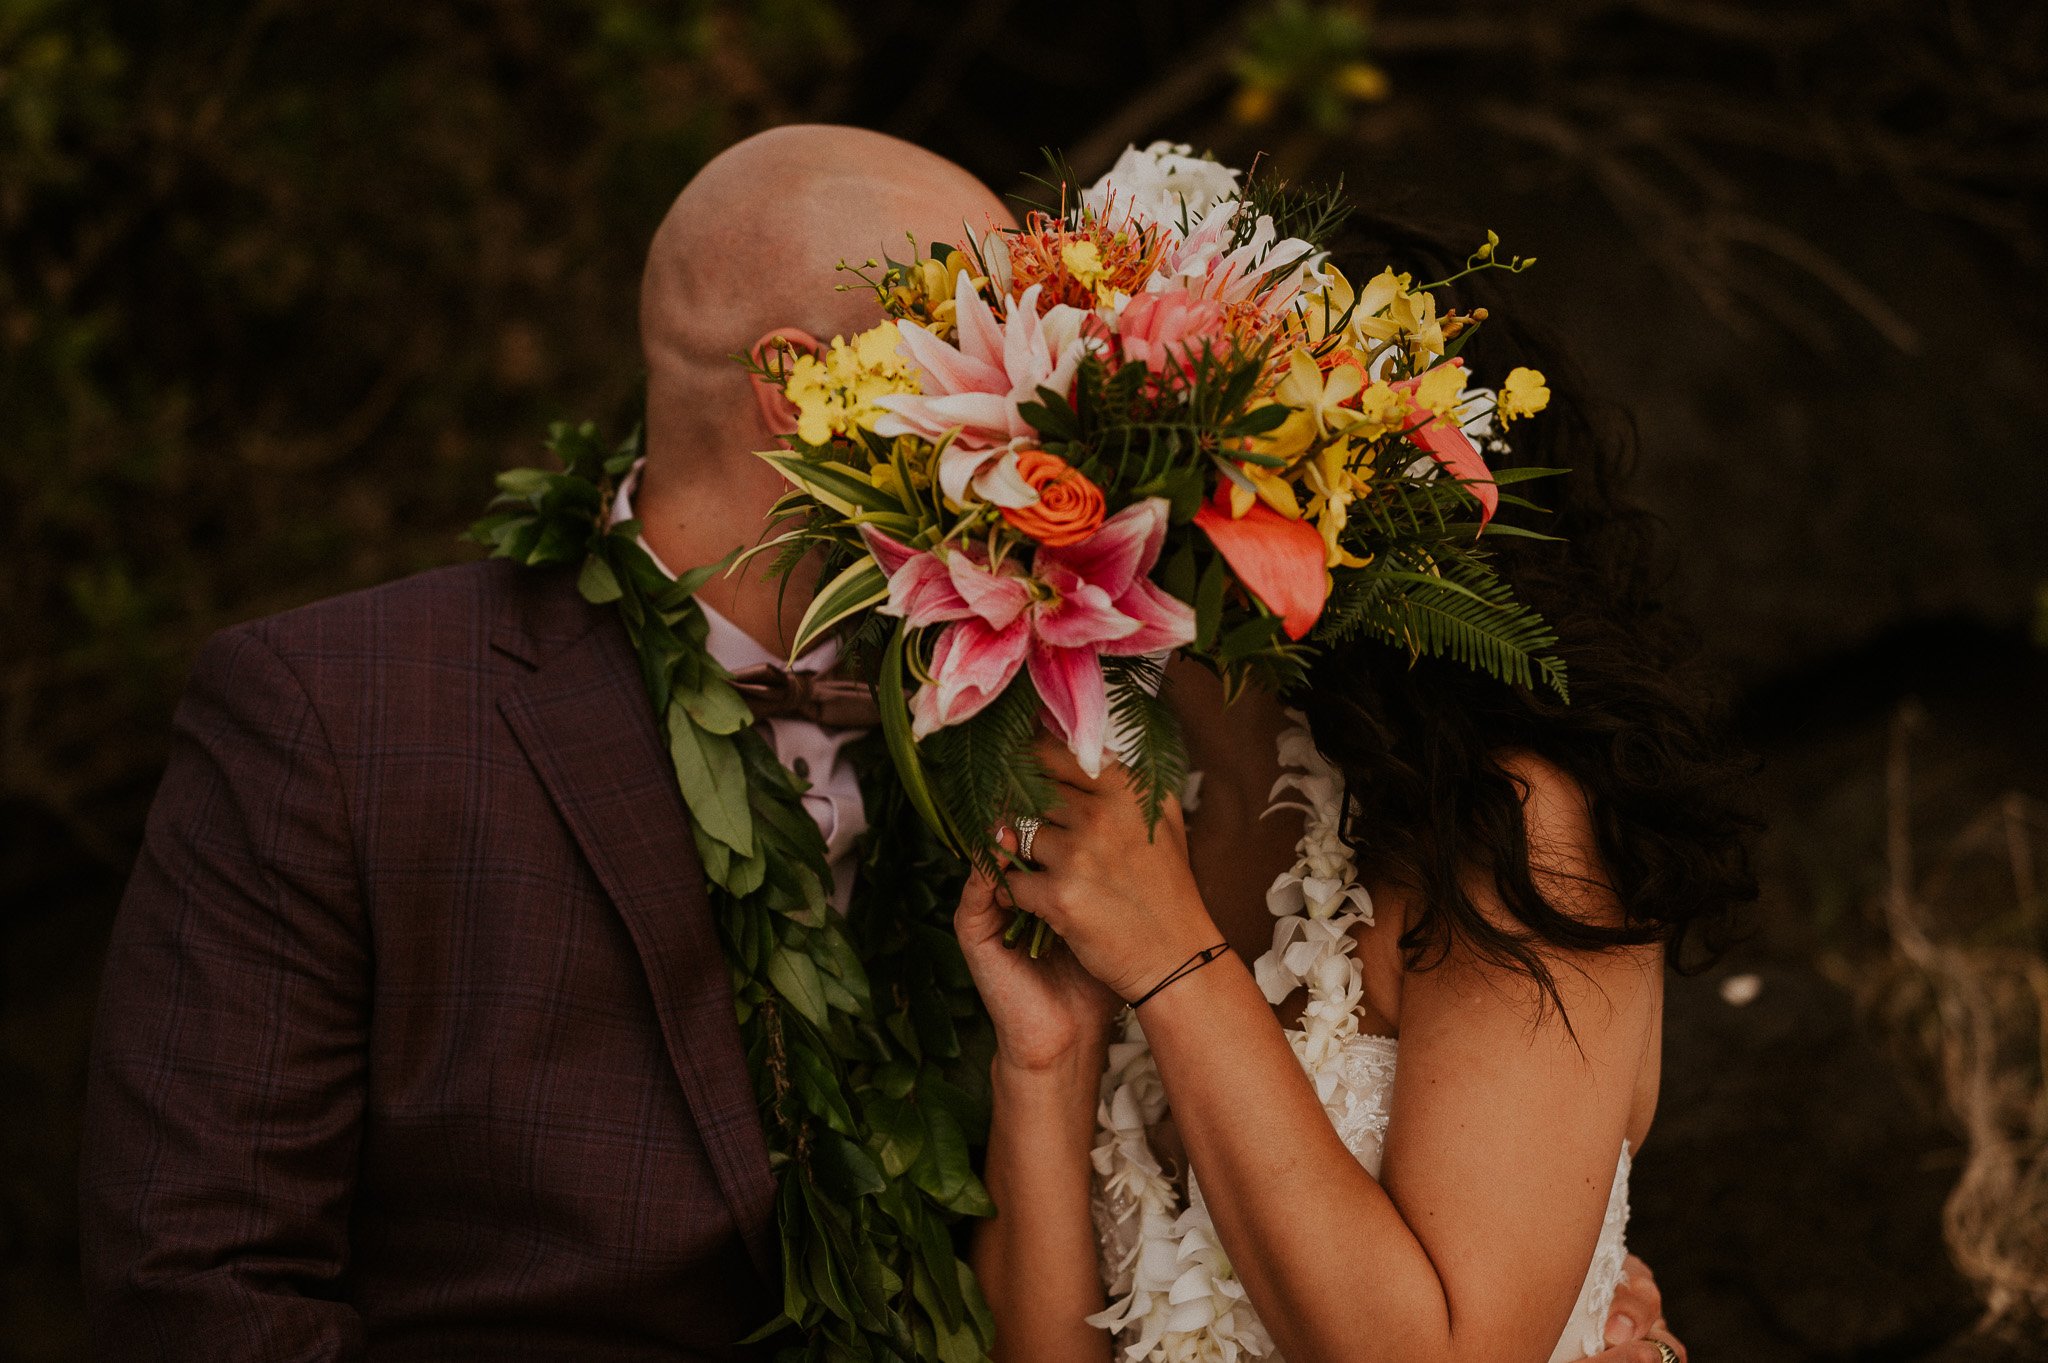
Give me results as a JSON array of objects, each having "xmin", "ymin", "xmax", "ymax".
[
  {"xmin": 1652, "ymin": 1341, "xmax": 1679, "ymax": 1363},
  {"xmin": 1012, "ymin": 816, "xmax": 1042, "ymax": 863}
]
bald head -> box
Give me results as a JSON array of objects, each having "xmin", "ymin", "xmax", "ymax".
[{"xmin": 640, "ymin": 125, "xmax": 1013, "ymax": 477}]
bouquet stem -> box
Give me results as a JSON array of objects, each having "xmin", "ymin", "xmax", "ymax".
[{"xmin": 1001, "ymin": 908, "xmax": 1055, "ymax": 958}]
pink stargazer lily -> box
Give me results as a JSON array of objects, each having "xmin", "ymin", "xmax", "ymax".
[
  {"xmin": 872, "ymin": 275, "xmax": 1093, "ymax": 509},
  {"xmin": 863, "ymin": 498, "xmax": 1196, "ymax": 777}
]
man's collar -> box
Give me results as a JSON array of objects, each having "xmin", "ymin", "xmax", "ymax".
[{"xmin": 613, "ymin": 460, "xmax": 839, "ymax": 675}]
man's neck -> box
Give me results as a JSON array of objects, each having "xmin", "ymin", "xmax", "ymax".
[{"xmin": 634, "ymin": 455, "xmax": 821, "ymax": 658}]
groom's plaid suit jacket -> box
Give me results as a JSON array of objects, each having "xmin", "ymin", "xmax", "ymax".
[{"xmin": 81, "ymin": 561, "xmax": 779, "ymax": 1360}]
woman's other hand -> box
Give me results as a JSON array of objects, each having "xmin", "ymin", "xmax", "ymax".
[
  {"xmin": 954, "ymin": 832, "xmax": 1119, "ymax": 1075},
  {"xmin": 999, "ymin": 734, "xmax": 1224, "ymax": 1005}
]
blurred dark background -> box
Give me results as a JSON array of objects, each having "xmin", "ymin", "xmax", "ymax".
[{"xmin": 4, "ymin": 1, "xmax": 2046, "ymax": 1358}]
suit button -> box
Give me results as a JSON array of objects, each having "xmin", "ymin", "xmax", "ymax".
[{"xmin": 792, "ymin": 757, "xmax": 811, "ymax": 779}]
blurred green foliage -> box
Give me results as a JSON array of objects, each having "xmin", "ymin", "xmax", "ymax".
[{"xmin": 0, "ymin": 0, "xmax": 856, "ymax": 863}]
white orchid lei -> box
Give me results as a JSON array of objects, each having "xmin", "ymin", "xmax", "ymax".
[{"xmin": 1087, "ymin": 715, "xmax": 1376, "ymax": 1362}]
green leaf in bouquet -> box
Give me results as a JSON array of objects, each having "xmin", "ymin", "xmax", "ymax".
[
  {"xmin": 1160, "ymin": 539, "xmax": 1197, "ymax": 604},
  {"xmin": 923, "ymin": 673, "xmax": 1053, "ymax": 874},
  {"xmin": 878, "ymin": 622, "xmax": 961, "ymax": 855},
  {"xmin": 1195, "ymin": 552, "xmax": 1229, "ymax": 650},
  {"xmin": 1461, "ymin": 520, "xmax": 1565, "ymax": 542},
  {"xmin": 791, "ymin": 557, "xmax": 890, "ymax": 659},
  {"xmin": 1222, "ymin": 400, "xmax": 1292, "ymax": 439},
  {"xmin": 1018, "ymin": 384, "xmax": 1081, "ymax": 441},
  {"xmin": 1485, "ymin": 465, "xmax": 1571, "ymax": 486},
  {"xmin": 1220, "ymin": 613, "xmax": 1286, "ymax": 663},
  {"xmin": 759, "ymin": 451, "xmax": 901, "ymax": 517}
]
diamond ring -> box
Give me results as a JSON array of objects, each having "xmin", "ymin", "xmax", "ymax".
[{"xmin": 1012, "ymin": 816, "xmax": 1043, "ymax": 863}]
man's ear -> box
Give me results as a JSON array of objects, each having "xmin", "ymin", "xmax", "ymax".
[{"xmin": 749, "ymin": 327, "xmax": 821, "ymax": 437}]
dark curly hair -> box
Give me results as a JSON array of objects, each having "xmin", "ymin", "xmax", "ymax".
[{"xmin": 1293, "ymin": 215, "xmax": 1758, "ymax": 1009}]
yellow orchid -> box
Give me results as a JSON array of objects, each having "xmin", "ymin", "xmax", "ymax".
[
  {"xmin": 1349, "ymin": 267, "xmax": 1445, "ymax": 362},
  {"xmin": 1227, "ymin": 461, "xmax": 1304, "ymax": 520},
  {"xmin": 1302, "ymin": 439, "xmax": 1374, "ymax": 568},
  {"xmin": 1276, "ymin": 347, "xmax": 1364, "ymax": 437},
  {"xmin": 1351, "ymin": 380, "xmax": 1411, "ymax": 440},
  {"xmin": 784, "ymin": 321, "xmax": 921, "ymax": 448},
  {"xmin": 1247, "ymin": 349, "xmax": 1366, "ymax": 464},
  {"xmin": 1497, "ymin": 366, "xmax": 1551, "ymax": 422},
  {"xmin": 1411, "ymin": 363, "xmax": 1466, "ymax": 417},
  {"xmin": 888, "ymin": 250, "xmax": 983, "ymax": 338}
]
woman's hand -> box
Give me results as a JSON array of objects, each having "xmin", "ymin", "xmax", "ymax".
[
  {"xmin": 1000, "ymin": 734, "xmax": 1225, "ymax": 1005},
  {"xmin": 954, "ymin": 839, "xmax": 1119, "ymax": 1075}
]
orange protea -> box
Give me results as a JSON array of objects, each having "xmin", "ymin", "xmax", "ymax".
[{"xmin": 1005, "ymin": 209, "xmax": 1164, "ymax": 312}]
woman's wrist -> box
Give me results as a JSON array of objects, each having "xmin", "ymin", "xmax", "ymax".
[
  {"xmin": 992, "ymin": 1031, "xmax": 1109, "ymax": 1093},
  {"xmin": 1131, "ymin": 937, "xmax": 1251, "ymax": 1025}
]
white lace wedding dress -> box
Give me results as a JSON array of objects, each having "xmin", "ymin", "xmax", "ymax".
[{"xmin": 1087, "ymin": 719, "xmax": 1632, "ymax": 1363}]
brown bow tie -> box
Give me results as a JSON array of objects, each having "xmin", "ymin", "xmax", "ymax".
[{"xmin": 727, "ymin": 663, "xmax": 882, "ymax": 729}]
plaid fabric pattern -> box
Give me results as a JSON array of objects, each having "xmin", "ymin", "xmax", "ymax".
[{"xmin": 81, "ymin": 561, "xmax": 778, "ymax": 1361}]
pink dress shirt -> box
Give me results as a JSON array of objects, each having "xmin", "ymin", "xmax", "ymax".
[{"xmin": 614, "ymin": 467, "xmax": 868, "ymax": 912}]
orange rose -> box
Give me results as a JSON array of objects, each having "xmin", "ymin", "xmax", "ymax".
[{"xmin": 1000, "ymin": 450, "xmax": 1106, "ymax": 547}]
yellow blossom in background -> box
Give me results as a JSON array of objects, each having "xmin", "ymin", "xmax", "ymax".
[
  {"xmin": 1498, "ymin": 366, "xmax": 1551, "ymax": 422},
  {"xmin": 783, "ymin": 322, "xmax": 920, "ymax": 448},
  {"xmin": 1335, "ymin": 61, "xmax": 1388, "ymax": 101},
  {"xmin": 1232, "ymin": 83, "xmax": 1279, "ymax": 125}
]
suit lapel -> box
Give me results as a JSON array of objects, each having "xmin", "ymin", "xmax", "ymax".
[{"xmin": 498, "ymin": 600, "xmax": 778, "ymax": 1283}]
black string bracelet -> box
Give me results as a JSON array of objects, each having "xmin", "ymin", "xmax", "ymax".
[{"xmin": 1129, "ymin": 943, "xmax": 1232, "ymax": 1010}]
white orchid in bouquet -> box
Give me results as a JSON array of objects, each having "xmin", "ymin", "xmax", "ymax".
[{"xmin": 755, "ymin": 141, "xmax": 1567, "ymax": 940}]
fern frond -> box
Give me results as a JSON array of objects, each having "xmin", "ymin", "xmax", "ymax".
[
  {"xmin": 923, "ymin": 673, "xmax": 1056, "ymax": 872},
  {"xmin": 1101, "ymin": 655, "xmax": 1189, "ymax": 833}
]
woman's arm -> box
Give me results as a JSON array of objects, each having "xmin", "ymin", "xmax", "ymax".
[
  {"xmin": 974, "ymin": 1052, "xmax": 1114, "ymax": 1363},
  {"xmin": 1005, "ymin": 744, "xmax": 1659, "ymax": 1363},
  {"xmin": 953, "ymin": 864, "xmax": 1117, "ymax": 1363}
]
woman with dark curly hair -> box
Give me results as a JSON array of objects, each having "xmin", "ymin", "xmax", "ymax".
[{"xmin": 961, "ymin": 217, "xmax": 1756, "ymax": 1363}]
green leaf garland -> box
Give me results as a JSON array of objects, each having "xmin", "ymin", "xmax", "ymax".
[{"xmin": 472, "ymin": 420, "xmax": 997, "ymax": 1362}]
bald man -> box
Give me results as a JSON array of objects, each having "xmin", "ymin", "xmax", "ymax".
[
  {"xmin": 80, "ymin": 124, "xmax": 1679, "ymax": 1362},
  {"xmin": 77, "ymin": 124, "xmax": 1009, "ymax": 1363}
]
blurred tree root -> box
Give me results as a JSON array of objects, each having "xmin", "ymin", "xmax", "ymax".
[{"xmin": 1841, "ymin": 705, "xmax": 2048, "ymax": 1341}]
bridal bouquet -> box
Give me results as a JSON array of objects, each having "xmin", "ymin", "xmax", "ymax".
[{"xmin": 760, "ymin": 142, "xmax": 1566, "ymax": 883}]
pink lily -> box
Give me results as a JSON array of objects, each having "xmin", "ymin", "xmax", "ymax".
[
  {"xmin": 1149, "ymin": 199, "xmax": 1325, "ymax": 313},
  {"xmin": 872, "ymin": 274, "xmax": 1094, "ymax": 508},
  {"xmin": 864, "ymin": 498, "xmax": 1195, "ymax": 777}
]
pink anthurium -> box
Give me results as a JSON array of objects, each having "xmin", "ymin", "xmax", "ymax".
[
  {"xmin": 1192, "ymin": 489, "xmax": 1329, "ymax": 640},
  {"xmin": 864, "ymin": 498, "xmax": 1195, "ymax": 777},
  {"xmin": 1394, "ymin": 362, "xmax": 1498, "ymax": 524}
]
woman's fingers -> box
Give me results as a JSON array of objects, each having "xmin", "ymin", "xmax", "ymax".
[
  {"xmin": 1032, "ymin": 731, "xmax": 1109, "ymax": 795},
  {"xmin": 1603, "ymin": 1255, "xmax": 1663, "ymax": 1346}
]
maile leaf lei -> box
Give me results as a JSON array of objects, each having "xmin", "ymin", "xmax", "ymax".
[{"xmin": 472, "ymin": 420, "xmax": 998, "ymax": 1363}]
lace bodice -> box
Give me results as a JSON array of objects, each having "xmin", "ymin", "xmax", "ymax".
[{"xmin": 1087, "ymin": 721, "xmax": 1633, "ymax": 1363}]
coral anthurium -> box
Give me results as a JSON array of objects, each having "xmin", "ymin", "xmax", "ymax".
[{"xmin": 1192, "ymin": 488, "xmax": 1329, "ymax": 639}]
